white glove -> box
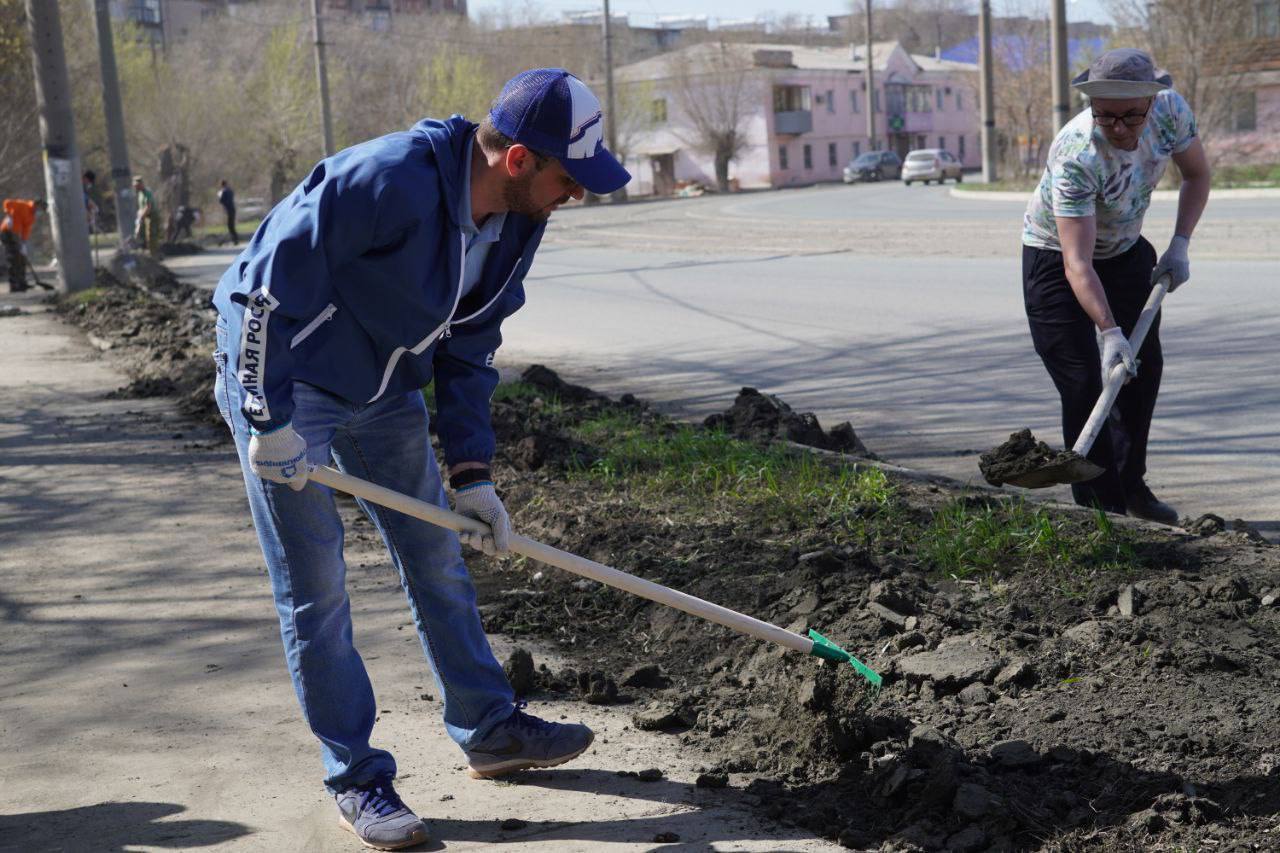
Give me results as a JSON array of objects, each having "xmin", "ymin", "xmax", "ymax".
[
  {"xmin": 453, "ymin": 482, "xmax": 512, "ymax": 556},
  {"xmin": 1151, "ymin": 235, "xmax": 1190, "ymax": 292},
  {"xmin": 248, "ymin": 423, "xmax": 309, "ymax": 491},
  {"xmin": 1100, "ymin": 327, "xmax": 1137, "ymax": 385}
]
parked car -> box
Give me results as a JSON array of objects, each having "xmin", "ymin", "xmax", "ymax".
[
  {"xmin": 842, "ymin": 150, "xmax": 903, "ymax": 183},
  {"xmin": 902, "ymin": 149, "xmax": 964, "ymax": 185}
]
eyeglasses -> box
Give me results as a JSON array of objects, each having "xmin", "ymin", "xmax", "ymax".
[{"xmin": 1092, "ymin": 108, "xmax": 1150, "ymax": 128}]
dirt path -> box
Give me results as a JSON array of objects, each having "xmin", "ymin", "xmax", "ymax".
[{"xmin": 0, "ymin": 290, "xmax": 838, "ymax": 852}]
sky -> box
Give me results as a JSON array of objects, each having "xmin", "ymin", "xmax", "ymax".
[{"xmin": 470, "ymin": 0, "xmax": 1116, "ymax": 30}]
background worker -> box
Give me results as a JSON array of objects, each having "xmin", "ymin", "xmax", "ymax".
[
  {"xmin": 217, "ymin": 179, "xmax": 238, "ymax": 245},
  {"xmin": 1, "ymin": 197, "xmax": 46, "ymax": 293},
  {"xmin": 212, "ymin": 69, "xmax": 629, "ymax": 850},
  {"xmin": 1021, "ymin": 48, "xmax": 1210, "ymax": 523},
  {"xmin": 132, "ymin": 175, "xmax": 159, "ymax": 254}
]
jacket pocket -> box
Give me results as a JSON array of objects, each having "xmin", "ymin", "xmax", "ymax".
[{"xmin": 291, "ymin": 303, "xmax": 337, "ymax": 349}]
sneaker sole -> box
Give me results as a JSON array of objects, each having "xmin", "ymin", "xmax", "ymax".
[
  {"xmin": 467, "ymin": 732, "xmax": 595, "ymax": 779},
  {"xmin": 338, "ymin": 816, "xmax": 430, "ymax": 851}
]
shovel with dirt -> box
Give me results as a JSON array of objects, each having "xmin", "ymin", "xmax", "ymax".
[
  {"xmin": 980, "ymin": 275, "xmax": 1170, "ymax": 489},
  {"xmin": 307, "ymin": 465, "xmax": 883, "ymax": 694}
]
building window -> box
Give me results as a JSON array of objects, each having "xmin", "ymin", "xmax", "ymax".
[
  {"xmin": 827, "ymin": 89, "xmax": 835, "ymax": 113},
  {"xmin": 651, "ymin": 98, "xmax": 668, "ymax": 123},
  {"xmin": 803, "ymin": 144, "xmax": 813, "ymax": 169},
  {"xmin": 906, "ymin": 86, "xmax": 932, "ymax": 113},
  {"xmin": 937, "ymin": 89, "xmax": 944, "ymax": 111},
  {"xmin": 916, "ymin": 134, "xmax": 926, "ymax": 149},
  {"xmin": 959, "ymin": 134, "xmax": 966, "ymax": 159},
  {"xmin": 1256, "ymin": 1, "xmax": 1280, "ymax": 37},
  {"xmin": 939, "ymin": 135, "xmax": 946, "ymax": 150},
  {"xmin": 850, "ymin": 91, "xmax": 860, "ymax": 113},
  {"xmin": 828, "ymin": 142, "xmax": 838, "ymax": 167},
  {"xmin": 956, "ymin": 91, "xmax": 962, "ymax": 110},
  {"xmin": 773, "ymin": 86, "xmax": 811, "ymax": 113},
  {"xmin": 873, "ymin": 89, "xmax": 881, "ymax": 112},
  {"xmin": 853, "ymin": 140, "xmax": 861, "ymax": 158},
  {"xmin": 779, "ymin": 145, "xmax": 789, "ymax": 170},
  {"xmin": 1230, "ymin": 91, "xmax": 1258, "ymax": 131}
]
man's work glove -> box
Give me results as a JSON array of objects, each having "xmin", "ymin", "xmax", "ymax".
[
  {"xmin": 1100, "ymin": 327, "xmax": 1138, "ymax": 385},
  {"xmin": 248, "ymin": 423, "xmax": 309, "ymax": 491},
  {"xmin": 452, "ymin": 470, "xmax": 512, "ymax": 556},
  {"xmin": 1151, "ymin": 235, "xmax": 1190, "ymax": 292}
]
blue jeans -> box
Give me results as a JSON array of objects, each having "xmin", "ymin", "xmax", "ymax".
[{"xmin": 214, "ymin": 319, "xmax": 514, "ymax": 792}]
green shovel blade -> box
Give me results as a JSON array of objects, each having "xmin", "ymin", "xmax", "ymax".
[{"xmin": 808, "ymin": 629, "xmax": 882, "ymax": 693}]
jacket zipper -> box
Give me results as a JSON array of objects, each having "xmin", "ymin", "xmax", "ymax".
[
  {"xmin": 442, "ymin": 258, "xmax": 522, "ymax": 339},
  {"xmin": 290, "ymin": 303, "xmax": 337, "ymax": 349}
]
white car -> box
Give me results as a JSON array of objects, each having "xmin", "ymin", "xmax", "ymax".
[{"xmin": 902, "ymin": 149, "xmax": 964, "ymax": 185}]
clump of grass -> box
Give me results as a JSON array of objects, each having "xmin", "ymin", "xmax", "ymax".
[
  {"xmin": 918, "ymin": 497, "xmax": 1144, "ymax": 590},
  {"xmin": 569, "ymin": 410, "xmax": 894, "ymax": 526},
  {"xmin": 66, "ymin": 287, "xmax": 106, "ymax": 306}
]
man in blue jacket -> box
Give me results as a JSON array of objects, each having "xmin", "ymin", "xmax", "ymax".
[{"xmin": 212, "ymin": 69, "xmax": 630, "ymax": 849}]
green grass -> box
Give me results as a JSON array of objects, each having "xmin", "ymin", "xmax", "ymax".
[
  {"xmin": 66, "ymin": 287, "xmax": 106, "ymax": 306},
  {"xmin": 918, "ymin": 497, "xmax": 1143, "ymax": 593},
  {"xmin": 1212, "ymin": 163, "xmax": 1280, "ymax": 188},
  {"xmin": 569, "ymin": 409, "xmax": 894, "ymax": 527}
]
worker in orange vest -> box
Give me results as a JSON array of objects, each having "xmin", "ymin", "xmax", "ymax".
[{"xmin": 1, "ymin": 197, "xmax": 46, "ymax": 293}]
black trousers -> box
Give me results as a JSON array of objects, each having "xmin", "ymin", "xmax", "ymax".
[
  {"xmin": 2, "ymin": 230, "xmax": 26, "ymax": 292},
  {"xmin": 222, "ymin": 205, "xmax": 238, "ymax": 245},
  {"xmin": 1023, "ymin": 237, "xmax": 1162, "ymax": 513}
]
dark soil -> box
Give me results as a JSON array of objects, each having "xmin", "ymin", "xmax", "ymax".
[
  {"xmin": 459, "ymin": 369, "xmax": 1280, "ymax": 852},
  {"xmin": 705, "ymin": 386, "xmax": 871, "ymax": 455},
  {"xmin": 979, "ymin": 428, "xmax": 1087, "ymax": 487},
  {"xmin": 56, "ymin": 251, "xmax": 220, "ymax": 427}
]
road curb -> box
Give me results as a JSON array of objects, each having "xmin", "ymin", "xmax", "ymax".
[{"xmin": 950, "ymin": 186, "xmax": 1280, "ymax": 202}]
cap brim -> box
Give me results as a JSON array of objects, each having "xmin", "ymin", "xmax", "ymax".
[
  {"xmin": 1073, "ymin": 79, "xmax": 1168, "ymax": 98},
  {"xmin": 560, "ymin": 148, "xmax": 631, "ymax": 195}
]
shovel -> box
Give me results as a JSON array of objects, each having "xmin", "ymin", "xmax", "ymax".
[
  {"xmin": 308, "ymin": 464, "xmax": 882, "ymax": 692},
  {"xmin": 1000, "ymin": 276, "xmax": 1170, "ymax": 489}
]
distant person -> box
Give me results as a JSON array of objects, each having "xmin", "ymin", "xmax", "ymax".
[
  {"xmin": 82, "ymin": 170, "xmax": 99, "ymax": 234},
  {"xmin": 217, "ymin": 179, "xmax": 238, "ymax": 245},
  {"xmin": 133, "ymin": 175, "xmax": 159, "ymax": 254},
  {"xmin": 1020, "ymin": 49, "xmax": 1210, "ymax": 523},
  {"xmin": 213, "ymin": 68, "xmax": 628, "ymax": 849},
  {"xmin": 1, "ymin": 197, "xmax": 46, "ymax": 293}
]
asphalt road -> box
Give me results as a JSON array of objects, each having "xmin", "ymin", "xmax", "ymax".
[{"xmin": 170, "ymin": 181, "xmax": 1279, "ymax": 538}]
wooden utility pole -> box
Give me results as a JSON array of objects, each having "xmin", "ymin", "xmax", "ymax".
[
  {"xmin": 25, "ymin": 0, "xmax": 93, "ymax": 292},
  {"xmin": 1050, "ymin": 0, "xmax": 1071, "ymax": 132},
  {"xmin": 311, "ymin": 0, "xmax": 335, "ymax": 157},
  {"xmin": 979, "ymin": 0, "xmax": 998, "ymax": 182},
  {"xmin": 91, "ymin": 0, "xmax": 136, "ymax": 244},
  {"xmin": 864, "ymin": 0, "xmax": 877, "ymax": 151}
]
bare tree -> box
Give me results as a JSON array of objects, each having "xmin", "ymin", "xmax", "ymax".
[
  {"xmin": 0, "ymin": 0, "xmax": 41, "ymax": 196},
  {"xmin": 1105, "ymin": 0, "xmax": 1257, "ymax": 150},
  {"xmin": 666, "ymin": 42, "xmax": 762, "ymax": 191}
]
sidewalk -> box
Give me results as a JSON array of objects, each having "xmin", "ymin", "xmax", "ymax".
[{"xmin": 0, "ymin": 289, "xmax": 837, "ymax": 852}]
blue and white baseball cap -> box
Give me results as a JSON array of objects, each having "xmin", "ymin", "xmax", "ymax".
[{"xmin": 489, "ymin": 68, "xmax": 631, "ymax": 195}]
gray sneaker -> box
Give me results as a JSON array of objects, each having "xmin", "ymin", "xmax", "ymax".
[
  {"xmin": 335, "ymin": 777, "xmax": 429, "ymax": 850},
  {"xmin": 465, "ymin": 701, "xmax": 594, "ymax": 779}
]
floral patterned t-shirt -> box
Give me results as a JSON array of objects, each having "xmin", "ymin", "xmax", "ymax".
[{"xmin": 1022, "ymin": 89, "xmax": 1197, "ymax": 259}]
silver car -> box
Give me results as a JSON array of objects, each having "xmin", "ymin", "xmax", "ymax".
[{"xmin": 902, "ymin": 149, "xmax": 964, "ymax": 185}]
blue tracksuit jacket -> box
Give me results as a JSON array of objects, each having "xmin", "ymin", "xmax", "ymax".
[{"xmin": 212, "ymin": 116, "xmax": 545, "ymax": 466}]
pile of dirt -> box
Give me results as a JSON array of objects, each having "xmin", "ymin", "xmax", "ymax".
[
  {"xmin": 979, "ymin": 428, "xmax": 1089, "ymax": 487},
  {"xmin": 705, "ymin": 387, "xmax": 870, "ymax": 454},
  {"xmin": 56, "ymin": 251, "xmax": 220, "ymax": 426},
  {"xmin": 442, "ymin": 370, "xmax": 1280, "ymax": 852}
]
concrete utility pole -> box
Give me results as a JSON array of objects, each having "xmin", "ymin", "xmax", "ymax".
[
  {"xmin": 864, "ymin": 0, "xmax": 877, "ymax": 151},
  {"xmin": 310, "ymin": 0, "xmax": 335, "ymax": 157},
  {"xmin": 91, "ymin": 0, "xmax": 136, "ymax": 245},
  {"xmin": 978, "ymin": 0, "xmax": 998, "ymax": 182},
  {"xmin": 1049, "ymin": 0, "xmax": 1071, "ymax": 132},
  {"xmin": 25, "ymin": 0, "xmax": 93, "ymax": 292},
  {"xmin": 602, "ymin": 0, "xmax": 624, "ymax": 200}
]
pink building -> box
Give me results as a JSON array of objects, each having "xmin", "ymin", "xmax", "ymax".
[{"xmin": 617, "ymin": 41, "xmax": 981, "ymax": 195}]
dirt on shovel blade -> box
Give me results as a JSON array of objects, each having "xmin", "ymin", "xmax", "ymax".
[{"xmin": 979, "ymin": 428, "xmax": 1097, "ymax": 488}]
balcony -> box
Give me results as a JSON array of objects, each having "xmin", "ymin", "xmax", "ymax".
[{"xmin": 774, "ymin": 110, "xmax": 813, "ymax": 136}]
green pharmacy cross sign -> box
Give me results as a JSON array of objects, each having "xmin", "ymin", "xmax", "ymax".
[{"xmin": 889, "ymin": 115, "xmax": 905, "ymax": 131}]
